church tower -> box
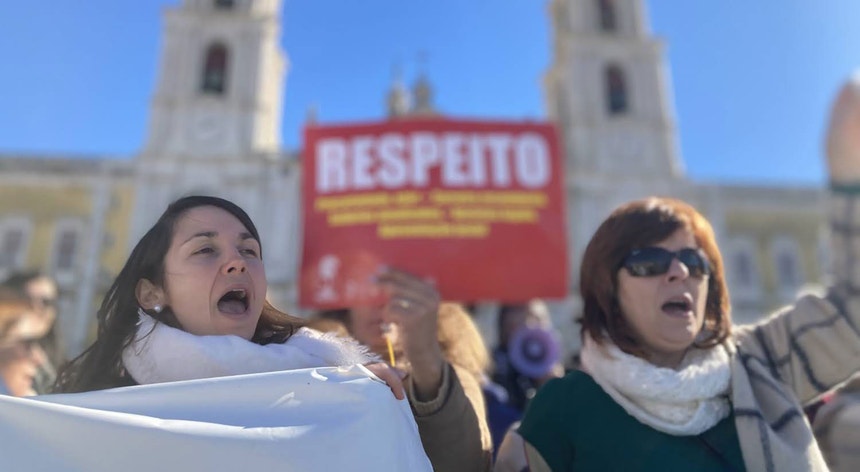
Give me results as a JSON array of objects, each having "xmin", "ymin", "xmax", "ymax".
[
  {"xmin": 545, "ymin": 0, "xmax": 682, "ymax": 181},
  {"xmin": 142, "ymin": 0, "xmax": 286, "ymax": 158},
  {"xmin": 130, "ymin": 0, "xmax": 293, "ymax": 249}
]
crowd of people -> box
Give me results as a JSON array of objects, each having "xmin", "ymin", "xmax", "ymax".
[
  {"xmin": 3, "ymin": 80, "xmax": 860, "ymax": 471},
  {"xmin": 2, "ymin": 182, "xmax": 858, "ymax": 470}
]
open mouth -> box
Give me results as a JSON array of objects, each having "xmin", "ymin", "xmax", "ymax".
[
  {"xmin": 661, "ymin": 296, "xmax": 693, "ymax": 317},
  {"xmin": 217, "ymin": 288, "xmax": 249, "ymax": 315}
]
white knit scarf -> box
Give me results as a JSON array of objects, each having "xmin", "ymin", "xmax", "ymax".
[
  {"xmin": 122, "ymin": 310, "xmax": 379, "ymax": 385},
  {"xmin": 580, "ymin": 333, "xmax": 732, "ymax": 436}
]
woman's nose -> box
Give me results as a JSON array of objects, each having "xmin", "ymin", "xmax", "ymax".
[
  {"xmin": 222, "ymin": 254, "xmax": 248, "ymax": 274},
  {"xmin": 666, "ymin": 257, "xmax": 690, "ymax": 282}
]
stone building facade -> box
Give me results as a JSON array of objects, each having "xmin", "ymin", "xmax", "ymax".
[{"xmin": 0, "ymin": 0, "xmax": 826, "ymax": 358}]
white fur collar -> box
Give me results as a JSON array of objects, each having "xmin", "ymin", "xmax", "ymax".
[
  {"xmin": 122, "ymin": 311, "xmax": 378, "ymax": 385},
  {"xmin": 580, "ymin": 333, "xmax": 731, "ymax": 436}
]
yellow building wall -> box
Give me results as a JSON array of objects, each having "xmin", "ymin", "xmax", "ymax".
[
  {"xmin": 0, "ymin": 185, "xmax": 93, "ymax": 270},
  {"xmin": 0, "ymin": 181, "xmax": 134, "ymax": 275},
  {"xmin": 724, "ymin": 209, "xmax": 823, "ymax": 297},
  {"xmin": 0, "ymin": 180, "xmax": 135, "ymax": 349}
]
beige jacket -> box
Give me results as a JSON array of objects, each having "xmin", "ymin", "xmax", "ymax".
[{"xmin": 409, "ymin": 362, "xmax": 493, "ymax": 472}]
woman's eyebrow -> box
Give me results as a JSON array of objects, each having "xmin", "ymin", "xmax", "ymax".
[
  {"xmin": 182, "ymin": 231, "xmax": 217, "ymax": 245},
  {"xmin": 181, "ymin": 231, "xmax": 256, "ymax": 245}
]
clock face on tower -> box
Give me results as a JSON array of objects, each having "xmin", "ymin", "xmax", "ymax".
[{"xmin": 192, "ymin": 113, "xmax": 225, "ymax": 144}]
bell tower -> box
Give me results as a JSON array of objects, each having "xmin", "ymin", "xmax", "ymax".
[
  {"xmin": 130, "ymin": 0, "xmax": 290, "ymax": 246},
  {"xmin": 545, "ymin": 0, "xmax": 682, "ymax": 181},
  {"xmin": 142, "ymin": 0, "xmax": 287, "ymax": 159}
]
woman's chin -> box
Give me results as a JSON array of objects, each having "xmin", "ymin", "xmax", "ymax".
[
  {"xmin": 213, "ymin": 315, "xmax": 260, "ymax": 340},
  {"xmin": 653, "ymin": 333, "xmax": 697, "ymax": 357}
]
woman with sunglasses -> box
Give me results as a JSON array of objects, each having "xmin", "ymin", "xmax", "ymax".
[
  {"xmin": 0, "ymin": 288, "xmax": 51, "ymax": 397},
  {"xmin": 1, "ymin": 271, "xmax": 60, "ymax": 394},
  {"xmin": 504, "ymin": 77, "xmax": 860, "ymax": 472}
]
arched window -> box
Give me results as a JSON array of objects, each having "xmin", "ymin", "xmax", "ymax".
[
  {"xmin": 51, "ymin": 220, "xmax": 83, "ymax": 275},
  {"xmin": 597, "ymin": 0, "xmax": 617, "ymax": 32},
  {"xmin": 771, "ymin": 236, "xmax": 804, "ymax": 294},
  {"xmin": 201, "ymin": 43, "xmax": 229, "ymax": 95},
  {"xmin": 776, "ymin": 252, "xmax": 800, "ymax": 288},
  {"xmin": 0, "ymin": 228, "xmax": 24, "ymax": 269},
  {"xmin": 214, "ymin": 0, "xmax": 235, "ymax": 9},
  {"xmin": 605, "ymin": 64, "xmax": 628, "ymax": 115},
  {"xmin": 733, "ymin": 251, "xmax": 753, "ymax": 286},
  {"xmin": 725, "ymin": 236, "xmax": 761, "ymax": 303}
]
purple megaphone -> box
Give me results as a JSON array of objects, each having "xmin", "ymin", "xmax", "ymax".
[{"xmin": 507, "ymin": 326, "xmax": 561, "ymax": 379}]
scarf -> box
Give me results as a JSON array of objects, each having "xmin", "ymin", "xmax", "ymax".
[
  {"xmin": 580, "ymin": 333, "xmax": 731, "ymax": 436},
  {"xmin": 122, "ymin": 310, "xmax": 379, "ymax": 385}
]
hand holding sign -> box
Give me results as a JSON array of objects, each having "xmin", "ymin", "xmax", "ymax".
[{"xmin": 376, "ymin": 267, "xmax": 444, "ymax": 401}]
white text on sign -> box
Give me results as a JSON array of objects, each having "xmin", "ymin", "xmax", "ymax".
[{"xmin": 316, "ymin": 132, "xmax": 551, "ymax": 193}]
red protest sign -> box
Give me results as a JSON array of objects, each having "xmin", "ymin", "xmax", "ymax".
[{"xmin": 299, "ymin": 118, "xmax": 568, "ymax": 308}]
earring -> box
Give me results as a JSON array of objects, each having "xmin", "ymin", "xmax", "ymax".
[{"xmin": 153, "ymin": 304, "xmax": 163, "ymax": 313}]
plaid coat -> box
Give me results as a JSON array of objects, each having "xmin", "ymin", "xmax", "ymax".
[{"xmin": 728, "ymin": 190, "xmax": 860, "ymax": 471}]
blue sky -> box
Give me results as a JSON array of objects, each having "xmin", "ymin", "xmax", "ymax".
[{"xmin": 0, "ymin": 1, "xmax": 858, "ymax": 185}]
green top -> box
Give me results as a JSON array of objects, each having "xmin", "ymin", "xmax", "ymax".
[{"xmin": 518, "ymin": 370, "xmax": 746, "ymax": 472}]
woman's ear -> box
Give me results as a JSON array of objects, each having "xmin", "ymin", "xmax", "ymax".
[{"xmin": 136, "ymin": 279, "xmax": 166, "ymax": 310}]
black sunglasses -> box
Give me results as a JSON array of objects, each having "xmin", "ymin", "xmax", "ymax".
[{"xmin": 621, "ymin": 247, "xmax": 711, "ymax": 278}]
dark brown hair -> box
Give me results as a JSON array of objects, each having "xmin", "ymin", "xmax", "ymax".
[
  {"xmin": 55, "ymin": 196, "xmax": 306, "ymax": 393},
  {"xmin": 579, "ymin": 197, "xmax": 731, "ymax": 357}
]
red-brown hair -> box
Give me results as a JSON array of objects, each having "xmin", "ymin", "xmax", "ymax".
[{"xmin": 579, "ymin": 197, "xmax": 731, "ymax": 356}]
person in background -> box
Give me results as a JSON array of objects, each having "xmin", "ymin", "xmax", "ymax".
[
  {"xmin": 488, "ymin": 301, "xmax": 563, "ymax": 471},
  {"xmin": 0, "ymin": 288, "xmax": 50, "ymax": 397},
  {"xmin": 491, "ymin": 300, "xmax": 563, "ymax": 413},
  {"xmin": 1, "ymin": 271, "xmax": 60, "ymax": 394},
  {"xmin": 307, "ymin": 309, "xmax": 351, "ymax": 338},
  {"xmin": 310, "ymin": 296, "xmax": 493, "ymax": 472},
  {"xmin": 54, "ymin": 196, "xmax": 403, "ymax": 398}
]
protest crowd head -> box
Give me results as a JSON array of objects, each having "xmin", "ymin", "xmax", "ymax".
[
  {"xmin": 578, "ymin": 196, "xmax": 731, "ymax": 363},
  {"xmin": 55, "ymin": 195, "xmax": 306, "ymax": 393},
  {"xmin": 0, "ymin": 287, "xmax": 50, "ymax": 397}
]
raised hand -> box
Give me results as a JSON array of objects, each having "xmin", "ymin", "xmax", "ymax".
[
  {"xmin": 826, "ymin": 73, "xmax": 860, "ymax": 184},
  {"xmin": 375, "ymin": 267, "xmax": 444, "ymax": 400}
]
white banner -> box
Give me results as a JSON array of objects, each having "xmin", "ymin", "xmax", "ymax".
[{"xmin": 0, "ymin": 366, "xmax": 432, "ymax": 472}]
